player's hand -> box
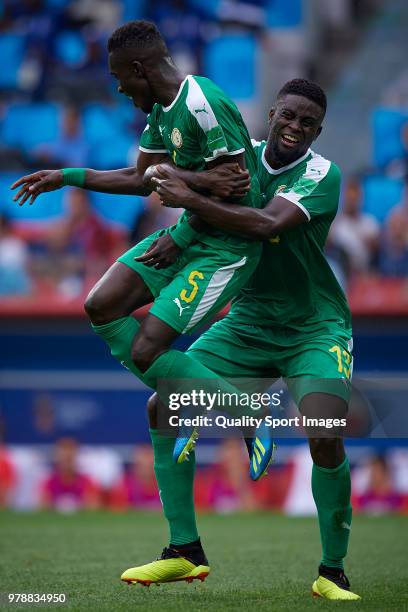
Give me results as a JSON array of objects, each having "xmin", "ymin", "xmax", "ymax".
[
  {"xmin": 203, "ymin": 163, "xmax": 251, "ymax": 199},
  {"xmin": 134, "ymin": 234, "xmax": 181, "ymax": 269},
  {"xmin": 153, "ymin": 176, "xmax": 195, "ymax": 208},
  {"xmin": 11, "ymin": 169, "xmax": 64, "ymax": 206}
]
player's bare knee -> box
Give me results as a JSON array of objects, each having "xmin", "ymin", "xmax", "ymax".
[
  {"xmin": 84, "ymin": 284, "xmax": 110, "ymax": 324},
  {"xmin": 147, "ymin": 393, "xmax": 159, "ymax": 428}
]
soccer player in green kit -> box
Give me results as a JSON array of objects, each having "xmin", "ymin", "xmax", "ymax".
[
  {"xmin": 12, "ymin": 21, "xmax": 262, "ymax": 405},
  {"xmin": 126, "ymin": 79, "xmax": 360, "ymax": 601}
]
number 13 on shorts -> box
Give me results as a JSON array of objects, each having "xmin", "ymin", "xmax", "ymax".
[{"xmin": 329, "ymin": 344, "xmax": 352, "ymax": 379}]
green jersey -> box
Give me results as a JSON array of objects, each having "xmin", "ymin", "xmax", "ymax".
[
  {"xmin": 229, "ymin": 140, "xmax": 351, "ymax": 333},
  {"xmin": 139, "ymin": 74, "xmax": 260, "ymax": 255}
]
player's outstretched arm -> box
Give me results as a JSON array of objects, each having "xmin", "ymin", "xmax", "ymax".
[
  {"xmin": 11, "ymin": 151, "xmax": 168, "ymax": 206},
  {"xmin": 155, "ymin": 179, "xmax": 308, "ymax": 239}
]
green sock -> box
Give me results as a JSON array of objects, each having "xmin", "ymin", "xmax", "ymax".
[
  {"xmin": 92, "ymin": 316, "xmax": 146, "ymax": 379},
  {"xmin": 93, "ymin": 319, "xmax": 249, "ymax": 418},
  {"xmin": 143, "ymin": 349, "xmax": 250, "ymax": 417},
  {"xmin": 143, "ymin": 349, "xmax": 219, "ymax": 388},
  {"xmin": 92, "ymin": 319, "xmax": 222, "ymax": 396},
  {"xmin": 150, "ymin": 428, "xmax": 199, "ymax": 545},
  {"xmin": 311, "ymin": 457, "xmax": 352, "ymax": 570}
]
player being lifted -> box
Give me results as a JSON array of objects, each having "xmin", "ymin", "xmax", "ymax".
[
  {"xmin": 124, "ymin": 79, "xmax": 360, "ymax": 601},
  {"xmin": 12, "ymin": 20, "xmax": 274, "ymax": 470}
]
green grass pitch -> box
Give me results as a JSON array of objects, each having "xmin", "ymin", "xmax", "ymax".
[{"xmin": 0, "ymin": 511, "xmax": 407, "ymax": 611}]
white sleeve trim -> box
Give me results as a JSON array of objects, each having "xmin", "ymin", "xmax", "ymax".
[
  {"xmin": 277, "ymin": 192, "xmax": 311, "ymax": 221},
  {"xmin": 186, "ymin": 76, "xmax": 220, "ymax": 133},
  {"xmin": 204, "ymin": 147, "xmax": 245, "ymax": 162},
  {"xmin": 139, "ymin": 146, "xmax": 168, "ymax": 154}
]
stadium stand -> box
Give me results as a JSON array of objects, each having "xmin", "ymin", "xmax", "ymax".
[{"xmin": 0, "ymin": 1, "xmax": 407, "ymax": 521}]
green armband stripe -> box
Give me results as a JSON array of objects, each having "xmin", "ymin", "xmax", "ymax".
[
  {"xmin": 62, "ymin": 168, "xmax": 86, "ymax": 187},
  {"xmin": 170, "ymin": 223, "xmax": 200, "ymax": 249}
]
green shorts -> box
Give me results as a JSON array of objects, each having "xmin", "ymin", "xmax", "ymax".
[
  {"xmin": 187, "ymin": 317, "xmax": 353, "ymax": 404},
  {"xmin": 118, "ymin": 228, "xmax": 259, "ymax": 335}
]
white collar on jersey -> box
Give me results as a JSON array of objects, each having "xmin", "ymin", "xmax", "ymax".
[
  {"xmin": 162, "ymin": 75, "xmax": 191, "ymax": 112},
  {"xmin": 261, "ymin": 147, "xmax": 312, "ymax": 175}
]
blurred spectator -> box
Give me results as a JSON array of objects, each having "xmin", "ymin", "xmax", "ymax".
[
  {"xmin": 147, "ymin": 0, "xmax": 212, "ymax": 75},
  {"xmin": 330, "ymin": 176, "xmax": 380, "ymax": 274},
  {"xmin": 195, "ymin": 439, "xmax": 260, "ymax": 512},
  {"xmin": 0, "ymin": 214, "xmax": 31, "ymax": 296},
  {"xmin": 353, "ymin": 455, "xmax": 405, "ymax": 515},
  {"xmin": 384, "ymin": 121, "xmax": 408, "ymax": 181},
  {"xmin": 0, "ymin": 448, "xmax": 17, "ymax": 507},
  {"xmin": 66, "ymin": 0, "xmax": 120, "ymax": 31},
  {"xmin": 283, "ymin": 445, "xmax": 316, "ymax": 516},
  {"xmin": 130, "ymin": 191, "xmax": 182, "ymax": 245},
  {"xmin": 32, "ymin": 189, "xmax": 112, "ymax": 296},
  {"xmin": 51, "ymin": 30, "xmax": 111, "ymax": 102},
  {"xmin": 78, "ymin": 446, "xmax": 123, "ymax": 506},
  {"xmin": 379, "ymin": 186, "xmax": 408, "ymax": 277},
  {"xmin": 5, "ymin": 0, "xmax": 62, "ymax": 98},
  {"xmin": 41, "ymin": 437, "xmax": 100, "ymax": 512},
  {"xmin": 0, "ymin": 417, "xmax": 17, "ymax": 507},
  {"xmin": 33, "ymin": 106, "xmax": 89, "ymax": 168},
  {"xmin": 324, "ymin": 240, "xmax": 349, "ymax": 291},
  {"xmin": 383, "ymin": 69, "xmax": 408, "ymax": 109},
  {"xmin": 62, "ymin": 188, "xmax": 112, "ymax": 270},
  {"xmin": 217, "ymin": 0, "xmax": 266, "ymax": 30},
  {"xmin": 110, "ymin": 444, "xmax": 161, "ymax": 510}
]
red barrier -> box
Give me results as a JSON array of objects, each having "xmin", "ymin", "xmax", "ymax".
[{"xmin": 1, "ymin": 276, "xmax": 407, "ymax": 318}]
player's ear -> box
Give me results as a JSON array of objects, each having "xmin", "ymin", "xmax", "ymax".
[
  {"xmin": 131, "ymin": 60, "xmax": 144, "ymax": 77},
  {"xmin": 314, "ymin": 126, "xmax": 323, "ymax": 140},
  {"xmin": 268, "ymin": 107, "xmax": 275, "ymax": 125}
]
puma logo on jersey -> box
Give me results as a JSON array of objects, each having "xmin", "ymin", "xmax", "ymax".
[
  {"xmin": 194, "ymin": 105, "xmax": 208, "ymax": 115},
  {"xmin": 174, "ymin": 297, "xmax": 191, "ymax": 317},
  {"xmin": 274, "ymin": 184, "xmax": 287, "ymax": 196},
  {"xmin": 341, "ymin": 521, "xmax": 351, "ymax": 531}
]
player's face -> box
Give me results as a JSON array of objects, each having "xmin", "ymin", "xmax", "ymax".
[
  {"xmin": 109, "ymin": 50, "xmax": 155, "ymax": 113},
  {"xmin": 268, "ymin": 94, "xmax": 324, "ymax": 165}
]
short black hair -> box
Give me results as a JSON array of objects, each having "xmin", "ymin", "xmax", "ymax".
[
  {"xmin": 277, "ymin": 79, "xmax": 327, "ymax": 113},
  {"xmin": 107, "ymin": 20, "xmax": 167, "ymax": 54}
]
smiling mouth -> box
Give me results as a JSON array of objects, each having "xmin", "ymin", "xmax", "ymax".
[{"xmin": 281, "ymin": 133, "xmax": 300, "ymax": 147}]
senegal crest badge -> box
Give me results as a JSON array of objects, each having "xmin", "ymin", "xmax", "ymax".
[{"xmin": 171, "ymin": 128, "xmax": 183, "ymax": 148}]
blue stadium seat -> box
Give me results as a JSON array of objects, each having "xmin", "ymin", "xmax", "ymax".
[
  {"xmin": 203, "ymin": 34, "xmax": 257, "ymax": 100},
  {"xmin": 89, "ymin": 191, "xmax": 145, "ymax": 230},
  {"xmin": 189, "ymin": 0, "xmax": 220, "ymax": 19},
  {"xmin": 83, "ymin": 104, "xmax": 138, "ymax": 168},
  {"xmin": 0, "ymin": 173, "xmax": 65, "ymax": 222},
  {"xmin": 372, "ymin": 108, "xmax": 408, "ymax": 168},
  {"xmin": 266, "ymin": 0, "xmax": 302, "ymax": 28},
  {"xmin": 0, "ymin": 34, "xmax": 25, "ymax": 89},
  {"xmin": 121, "ymin": 0, "xmax": 147, "ymax": 20},
  {"xmin": 54, "ymin": 30, "xmax": 87, "ymax": 68},
  {"xmin": 82, "ymin": 104, "xmax": 121, "ymax": 145},
  {"xmin": 2, "ymin": 103, "xmax": 60, "ymax": 151},
  {"xmin": 89, "ymin": 135, "xmax": 136, "ymax": 170},
  {"xmin": 362, "ymin": 175, "xmax": 405, "ymax": 223},
  {"xmin": 45, "ymin": 0, "xmax": 71, "ymax": 9}
]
